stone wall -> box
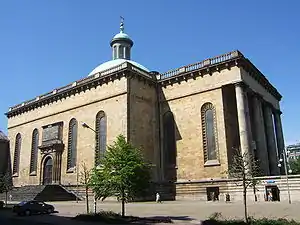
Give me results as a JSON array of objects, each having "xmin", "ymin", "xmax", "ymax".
[
  {"xmin": 0, "ymin": 140, "xmax": 10, "ymax": 175},
  {"xmin": 128, "ymin": 77, "xmax": 160, "ymax": 180},
  {"xmin": 176, "ymin": 176, "xmax": 300, "ymax": 203},
  {"xmin": 159, "ymin": 67, "xmax": 240, "ymax": 181},
  {"xmin": 8, "ymin": 78, "xmax": 128, "ymax": 187}
]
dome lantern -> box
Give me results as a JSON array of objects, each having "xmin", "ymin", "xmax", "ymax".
[{"xmin": 110, "ymin": 17, "xmax": 133, "ymax": 60}]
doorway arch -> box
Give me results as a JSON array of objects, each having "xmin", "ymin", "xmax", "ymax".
[{"xmin": 43, "ymin": 156, "xmax": 53, "ymax": 185}]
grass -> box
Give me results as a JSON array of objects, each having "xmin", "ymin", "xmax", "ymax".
[{"xmin": 73, "ymin": 211, "xmax": 173, "ymax": 224}]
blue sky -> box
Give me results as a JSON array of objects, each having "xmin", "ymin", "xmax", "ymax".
[{"xmin": 0, "ymin": 1, "xmax": 299, "ymax": 144}]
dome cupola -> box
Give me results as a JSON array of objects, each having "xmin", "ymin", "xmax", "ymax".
[
  {"xmin": 88, "ymin": 18, "xmax": 149, "ymax": 76},
  {"xmin": 110, "ymin": 17, "xmax": 133, "ymax": 60}
]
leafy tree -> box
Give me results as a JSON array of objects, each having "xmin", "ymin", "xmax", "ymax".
[
  {"xmin": 89, "ymin": 135, "xmax": 151, "ymax": 217},
  {"xmin": 0, "ymin": 172, "xmax": 13, "ymax": 205},
  {"xmin": 290, "ymin": 157, "xmax": 300, "ymax": 175},
  {"xmin": 227, "ymin": 147, "xmax": 260, "ymax": 224},
  {"xmin": 79, "ymin": 163, "xmax": 92, "ymax": 214}
]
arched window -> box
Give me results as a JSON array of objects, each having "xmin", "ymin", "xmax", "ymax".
[
  {"xmin": 67, "ymin": 118, "xmax": 78, "ymax": 171},
  {"xmin": 201, "ymin": 103, "xmax": 218, "ymax": 162},
  {"xmin": 30, "ymin": 129, "xmax": 39, "ymax": 174},
  {"xmin": 13, "ymin": 133, "xmax": 22, "ymax": 175},
  {"xmin": 95, "ymin": 111, "xmax": 107, "ymax": 166},
  {"xmin": 163, "ymin": 111, "xmax": 177, "ymax": 167}
]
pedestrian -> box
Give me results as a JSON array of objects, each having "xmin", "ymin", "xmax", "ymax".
[{"xmin": 156, "ymin": 192, "xmax": 161, "ymax": 203}]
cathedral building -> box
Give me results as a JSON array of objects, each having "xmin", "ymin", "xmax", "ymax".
[{"xmin": 5, "ymin": 21, "xmax": 286, "ymax": 200}]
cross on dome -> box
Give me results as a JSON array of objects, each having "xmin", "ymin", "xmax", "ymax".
[{"xmin": 120, "ymin": 16, "xmax": 125, "ymax": 33}]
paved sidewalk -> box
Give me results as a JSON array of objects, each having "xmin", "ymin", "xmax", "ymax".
[
  {"xmin": 50, "ymin": 200, "xmax": 300, "ymax": 224},
  {"xmin": 5, "ymin": 200, "xmax": 300, "ymax": 224}
]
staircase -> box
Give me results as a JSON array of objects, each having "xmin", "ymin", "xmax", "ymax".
[
  {"xmin": 0, "ymin": 185, "xmax": 45, "ymax": 202},
  {"xmin": 0, "ymin": 185, "xmax": 81, "ymax": 202}
]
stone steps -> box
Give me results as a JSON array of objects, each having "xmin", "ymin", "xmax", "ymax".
[{"xmin": 0, "ymin": 185, "xmax": 80, "ymax": 202}]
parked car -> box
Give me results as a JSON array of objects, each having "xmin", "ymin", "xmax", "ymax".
[{"xmin": 12, "ymin": 200, "xmax": 54, "ymax": 216}]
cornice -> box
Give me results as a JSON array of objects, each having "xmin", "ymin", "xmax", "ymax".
[
  {"xmin": 6, "ymin": 62, "xmax": 154, "ymax": 118},
  {"xmin": 6, "ymin": 50, "xmax": 282, "ymax": 118},
  {"xmin": 240, "ymin": 59, "xmax": 282, "ymax": 101},
  {"xmin": 157, "ymin": 50, "xmax": 282, "ymax": 101},
  {"xmin": 158, "ymin": 50, "xmax": 242, "ymax": 86}
]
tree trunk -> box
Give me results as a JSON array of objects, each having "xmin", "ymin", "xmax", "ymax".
[
  {"xmin": 5, "ymin": 191, "xmax": 8, "ymax": 206},
  {"xmin": 253, "ymin": 185, "xmax": 257, "ymax": 202},
  {"xmin": 121, "ymin": 189, "xmax": 125, "ymax": 217},
  {"xmin": 85, "ymin": 186, "xmax": 89, "ymax": 214},
  {"xmin": 243, "ymin": 177, "xmax": 248, "ymax": 223},
  {"xmin": 243, "ymin": 186, "xmax": 248, "ymax": 223}
]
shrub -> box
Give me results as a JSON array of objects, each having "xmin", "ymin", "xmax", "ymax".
[{"xmin": 73, "ymin": 210, "xmax": 173, "ymax": 224}]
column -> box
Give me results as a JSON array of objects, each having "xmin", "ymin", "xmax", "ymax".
[
  {"xmin": 252, "ymin": 95, "xmax": 270, "ymax": 175},
  {"xmin": 235, "ymin": 82, "xmax": 251, "ymax": 156},
  {"xmin": 263, "ymin": 104, "xmax": 279, "ymax": 175},
  {"xmin": 274, "ymin": 112, "xmax": 285, "ymax": 174}
]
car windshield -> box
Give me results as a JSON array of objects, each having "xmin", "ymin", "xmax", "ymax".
[{"xmin": 18, "ymin": 201, "xmax": 28, "ymax": 206}]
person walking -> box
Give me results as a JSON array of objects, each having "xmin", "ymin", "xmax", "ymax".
[{"xmin": 156, "ymin": 192, "xmax": 161, "ymax": 203}]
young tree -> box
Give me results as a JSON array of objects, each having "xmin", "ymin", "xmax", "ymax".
[
  {"xmin": 89, "ymin": 135, "xmax": 151, "ymax": 217},
  {"xmin": 79, "ymin": 163, "xmax": 92, "ymax": 214},
  {"xmin": 0, "ymin": 172, "xmax": 13, "ymax": 206},
  {"xmin": 227, "ymin": 147, "xmax": 260, "ymax": 224},
  {"xmin": 290, "ymin": 157, "xmax": 300, "ymax": 174}
]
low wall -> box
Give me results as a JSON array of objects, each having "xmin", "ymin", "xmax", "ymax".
[{"xmin": 175, "ymin": 175, "xmax": 300, "ymax": 203}]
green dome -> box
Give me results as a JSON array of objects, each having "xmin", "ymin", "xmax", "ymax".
[
  {"xmin": 110, "ymin": 31, "xmax": 133, "ymax": 47},
  {"xmin": 88, "ymin": 59, "xmax": 149, "ymax": 76}
]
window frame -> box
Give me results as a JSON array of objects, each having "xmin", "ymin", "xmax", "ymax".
[
  {"xmin": 201, "ymin": 102, "xmax": 220, "ymax": 166},
  {"xmin": 67, "ymin": 118, "xmax": 78, "ymax": 173}
]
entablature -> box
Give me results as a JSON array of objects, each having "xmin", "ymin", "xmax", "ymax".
[
  {"xmin": 6, "ymin": 62, "xmax": 155, "ymax": 118},
  {"xmin": 157, "ymin": 50, "xmax": 282, "ymax": 101}
]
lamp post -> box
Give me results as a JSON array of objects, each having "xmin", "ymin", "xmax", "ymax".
[
  {"xmin": 278, "ymin": 148, "xmax": 292, "ymax": 204},
  {"xmin": 81, "ymin": 122, "xmax": 97, "ymax": 214}
]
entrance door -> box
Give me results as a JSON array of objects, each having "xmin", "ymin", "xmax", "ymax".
[
  {"xmin": 206, "ymin": 187, "xmax": 220, "ymax": 201},
  {"xmin": 43, "ymin": 157, "xmax": 53, "ymax": 185},
  {"xmin": 265, "ymin": 185, "xmax": 280, "ymax": 201}
]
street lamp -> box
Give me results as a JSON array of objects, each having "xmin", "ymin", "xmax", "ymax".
[
  {"xmin": 82, "ymin": 122, "xmax": 97, "ymax": 214},
  {"xmin": 278, "ymin": 148, "xmax": 292, "ymax": 204}
]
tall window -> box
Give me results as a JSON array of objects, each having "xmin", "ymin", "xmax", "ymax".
[
  {"xmin": 30, "ymin": 129, "xmax": 39, "ymax": 174},
  {"xmin": 95, "ymin": 111, "xmax": 107, "ymax": 166},
  {"xmin": 67, "ymin": 118, "xmax": 78, "ymax": 171},
  {"xmin": 201, "ymin": 103, "xmax": 218, "ymax": 162},
  {"xmin": 13, "ymin": 133, "xmax": 22, "ymax": 175},
  {"xmin": 163, "ymin": 111, "xmax": 177, "ymax": 167}
]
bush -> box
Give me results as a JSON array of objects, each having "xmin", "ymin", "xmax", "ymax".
[{"xmin": 73, "ymin": 210, "xmax": 173, "ymax": 224}]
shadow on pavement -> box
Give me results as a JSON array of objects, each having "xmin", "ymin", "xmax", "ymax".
[
  {"xmin": 147, "ymin": 215, "xmax": 195, "ymax": 221},
  {"xmin": 1, "ymin": 210, "xmax": 197, "ymax": 225}
]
